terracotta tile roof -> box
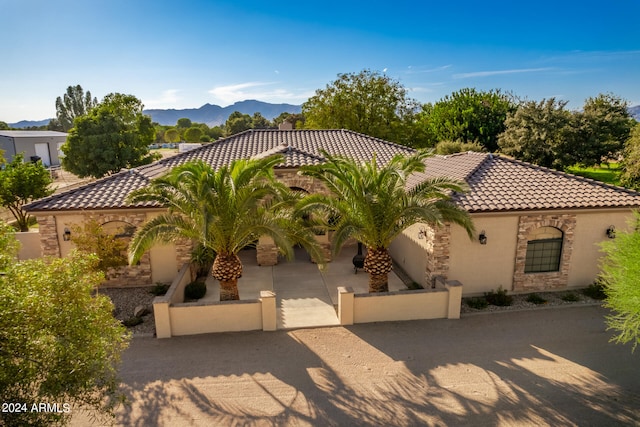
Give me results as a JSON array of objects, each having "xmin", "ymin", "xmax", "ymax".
[
  {"xmin": 24, "ymin": 130, "xmax": 640, "ymax": 213},
  {"xmin": 25, "ymin": 129, "xmax": 413, "ymax": 212},
  {"xmin": 423, "ymin": 152, "xmax": 640, "ymax": 212}
]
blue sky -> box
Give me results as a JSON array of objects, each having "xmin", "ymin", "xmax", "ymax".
[{"xmin": 2, "ymin": 0, "xmax": 639, "ymax": 122}]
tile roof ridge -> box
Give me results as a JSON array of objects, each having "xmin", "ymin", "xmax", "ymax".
[
  {"xmin": 24, "ymin": 169, "xmax": 137, "ymax": 211},
  {"xmin": 498, "ymin": 155, "xmax": 640, "ymax": 196},
  {"xmin": 337, "ymin": 129, "xmax": 417, "ymax": 152}
]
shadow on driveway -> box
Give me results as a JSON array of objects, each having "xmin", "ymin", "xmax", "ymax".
[{"xmin": 73, "ymin": 306, "xmax": 640, "ymax": 426}]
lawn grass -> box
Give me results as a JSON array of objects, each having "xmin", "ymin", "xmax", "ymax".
[{"xmin": 566, "ymin": 162, "xmax": 621, "ymax": 185}]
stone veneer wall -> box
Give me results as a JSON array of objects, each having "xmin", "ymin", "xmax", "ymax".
[
  {"xmin": 424, "ymin": 223, "xmax": 451, "ymax": 286},
  {"xmin": 37, "ymin": 215, "xmax": 61, "ymax": 257},
  {"xmin": 512, "ymin": 214, "xmax": 576, "ymax": 292}
]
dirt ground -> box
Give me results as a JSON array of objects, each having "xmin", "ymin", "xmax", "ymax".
[{"xmin": 71, "ymin": 306, "xmax": 640, "ymax": 426}]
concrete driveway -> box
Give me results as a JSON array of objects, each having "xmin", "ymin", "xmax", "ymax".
[{"xmin": 72, "ymin": 306, "xmax": 639, "ymax": 426}]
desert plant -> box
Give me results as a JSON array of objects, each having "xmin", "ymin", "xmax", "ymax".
[
  {"xmin": 526, "ymin": 293, "xmax": 547, "ymax": 305},
  {"xmin": 184, "ymin": 281, "xmax": 207, "ymax": 300},
  {"xmin": 583, "ymin": 279, "xmax": 607, "ymax": 300},
  {"xmin": 484, "ymin": 286, "xmax": 513, "ymax": 306},
  {"xmin": 191, "ymin": 243, "xmax": 216, "ymax": 278},
  {"xmin": 466, "ymin": 297, "xmax": 489, "ymax": 310},
  {"xmin": 150, "ymin": 282, "xmax": 170, "ymax": 296},
  {"xmin": 561, "ymin": 292, "xmax": 580, "ymax": 302}
]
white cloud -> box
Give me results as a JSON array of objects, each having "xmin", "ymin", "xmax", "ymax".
[
  {"xmin": 208, "ymin": 82, "xmax": 312, "ymax": 105},
  {"xmin": 453, "ymin": 68, "xmax": 553, "ymax": 79},
  {"xmin": 406, "ymin": 65, "xmax": 452, "ymax": 74},
  {"xmin": 143, "ymin": 89, "xmax": 181, "ymax": 109}
]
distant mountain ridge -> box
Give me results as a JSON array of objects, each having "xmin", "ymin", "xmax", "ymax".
[
  {"xmin": 6, "ymin": 100, "xmax": 302, "ymax": 129},
  {"xmin": 143, "ymin": 100, "xmax": 302, "ymax": 127},
  {"xmin": 7, "ymin": 102, "xmax": 639, "ymax": 129}
]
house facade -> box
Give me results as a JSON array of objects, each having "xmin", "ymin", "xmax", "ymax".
[
  {"xmin": 24, "ymin": 130, "xmax": 640, "ymax": 294},
  {"xmin": 0, "ymin": 130, "xmax": 67, "ymax": 167}
]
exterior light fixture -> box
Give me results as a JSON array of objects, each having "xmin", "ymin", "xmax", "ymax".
[
  {"xmin": 62, "ymin": 228, "xmax": 71, "ymax": 241},
  {"xmin": 606, "ymin": 225, "xmax": 616, "ymax": 239},
  {"xmin": 417, "ymin": 227, "xmax": 427, "ymax": 240},
  {"xmin": 479, "ymin": 230, "xmax": 487, "ymax": 245}
]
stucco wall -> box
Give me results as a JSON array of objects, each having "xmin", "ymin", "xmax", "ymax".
[
  {"xmin": 568, "ymin": 209, "xmax": 633, "ymax": 287},
  {"xmin": 448, "ymin": 215, "xmax": 520, "ymax": 295},
  {"xmin": 38, "ymin": 210, "xmax": 179, "ymax": 287},
  {"xmin": 15, "ymin": 231, "xmax": 42, "ymax": 260},
  {"xmin": 388, "ymin": 223, "xmax": 430, "ymax": 287}
]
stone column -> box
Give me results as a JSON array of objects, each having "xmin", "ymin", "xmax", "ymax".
[
  {"xmin": 36, "ymin": 215, "xmax": 61, "ymax": 257},
  {"xmin": 257, "ymin": 235, "xmax": 278, "ymax": 266}
]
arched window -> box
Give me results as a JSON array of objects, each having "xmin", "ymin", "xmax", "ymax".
[{"xmin": 524, "ymin": 226, "xmax": 563, "ymax": 273}]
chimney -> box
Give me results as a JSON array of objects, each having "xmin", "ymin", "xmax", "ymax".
[{"xmin": 278, "ymin": 121, "xmax": 293, "ymax": 131}]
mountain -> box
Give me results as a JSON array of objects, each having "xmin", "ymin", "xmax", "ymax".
[
  {"xmin": 143, "ymin": 100, "xmax": 302, "ymax": 127},
  {"xmin": 7, "ymin": 119, "xmax": 52, "ymax": 128},
  {"xmin": 629, "ymin": 105, "xmax": 640, "ymax": 122},
  {"xmin": 5, "ymin": 100, "xmax": 302, "ymax": 129}
]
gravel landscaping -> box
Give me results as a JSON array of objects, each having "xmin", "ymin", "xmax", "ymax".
[
  {"xmin": 461, "ymin": 290, "xmax": 603, "ymax": 315},
  {"xmin": 100, "ymin": 287, "xmax": 158, "ymax": 336}
]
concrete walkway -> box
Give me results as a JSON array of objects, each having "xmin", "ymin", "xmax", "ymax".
[
  {"xmin": 201, "ymin": 244, "xmax": 405, "ymax": 329},
  {"xmin": 71, "ymin": 306, "xmax": 640, "ymax": 426}
]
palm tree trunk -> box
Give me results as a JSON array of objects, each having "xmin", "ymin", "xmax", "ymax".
[
  {"xmin": 220, "ymin": 278, "xmax": 240, "ymax": 301},
  {"xmin": 364, "ymin": 247, "xmax": 393, "ymax": 293},
  {"xmin": 369, "ymin": 273, "xmax": 389, "ymax": 293}
]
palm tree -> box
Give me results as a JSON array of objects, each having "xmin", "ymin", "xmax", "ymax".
[
  {"xmin": 299, "ymin": 150, "xmax": 474, "ymax": 293},
  {"xmin": 128, "ymin": 156, "xmax": 324, "ymax": 301}
]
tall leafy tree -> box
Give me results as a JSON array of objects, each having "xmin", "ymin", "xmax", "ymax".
[
  {"xmin": 425, "ymin": 88, "xmax": 516, "ymax": 152},
  {"xmin": 303, "ymin": 69, "xmax": 422, "ymax": 147},
  {"xmin": 620, "ymin": 124, "xmax": 640, "ymax": 189},
  {"xmin": 164, "ymin": 128, "xmax": 181, "ymax": 143},
  {"xmin": 0, "ymin": 154, "xmax": 53, "ymax": 231},
  {"xmin": 224, "ymin": 111, "xmax": 253, "ymax": 136},
  {"xmin": 55, "ymin": 84, "xmax": 98, "ymax": 131},
  {"xmin": 61, "ymin": 93, "xmax": 159, "ymax": 178},
  {"xmin": 184, "ymin": 126, "xmax": 203, "ymax": 143},
  {"xmin": 299, "ymin": 150, "xmax": 474, "ymax": 292},
  {"xmin": 128, "ymin": 157, "xmax": 323, "ymax": 301},
  {"xmin": 599, "ymin": 211, "xmax": 640, "ymax": 351},
  {"xmin": 571, "ymin": 93, "xmax": 634, "ymax": 166},
  {"xmin": 498, "ymin": 98, "xmax": 574, "ymax": 169},
  {"xmin": 0, "ymin": 226, "xmax": 129, "ymax": 426}
]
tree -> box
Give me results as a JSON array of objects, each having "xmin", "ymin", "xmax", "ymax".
[
  {"xmin": 303, "ymin": 69, "xmax": 421, "ymax": 146},
  {"xmin": 620, "ymin": 124, "xmax": 640, "ymax": 189},
  {"xmin": 176, "ymin": 117, "xmax": 192, "ymax": 129},
  {"xmin": 498, "ymin": 98, "xmax": 574, "ymax": 169},
  {"xmin": 69, "ymin": 218, "xmax": 129, "ymax": 273},
  {"xmin": 298, "ymin": 150, "xmax": 474, "ymax": 292},
  {"xmin": 61, "ymin": 93, "xmax": 159, "ymax": 178},
  {"xmin": 571, "ymin": 93, "xmax": 634, "ymax": 167},
  {"xmin": 274, "ymin": 112, "xmax": 305, "ymax": 129},
  {"xmin": 599, "ymin": 211, "xmax": 640, "ymax": 351},
  {"xmin": 251, "ymin": 112, "xmax": 272, "ymax": 129},
  {"xmin": 55, "ymin": 84, "xmax": 98, "ymax": 131},
  {"xmin": 164, "ymin": 128, "xmax": 181, "ymax": 143},
  {"xmin": 0, "ymin": 154, "xmax": 53, "ymax": 231},
  {"xmin": 128, "ymin": 157, "xmax": 324, "ymax": 301},
  {"xmin": 224, "ymin": 111, "xmax": 253, "ymax": 136},
  {"xmin": 0, "ymin": 227, "xmax": 129, "ymax": 426},
  {"xmin": 184, "ymin": 126, "xmax": 203, "ymax": 143},
  {"xmin": 0, "ymin": 121, "xmax": 9, "ymax": 130},
  {"xmin": 425, "ymin": 88, "xmax": 516, "ymax": 152}
]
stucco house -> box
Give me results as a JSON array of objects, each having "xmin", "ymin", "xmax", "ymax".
[
  {"xmin": 0, "ymin": 130, "xmax": 67, "ymax": 167},
  {"xmin": 24, "ymin": 129, "xmax": 640, "ymax": 294}
]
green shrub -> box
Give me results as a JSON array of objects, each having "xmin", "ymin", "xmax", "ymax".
[
  {"xmin": 583, "ymin": 279, "xmax": 607, "ymax": 300},
  {"xmin": 184, "ymin": 281, "xmax": 207, "ymax": 300},
  {"xmin": 561, "ymin": 292, "xmax": 580, "ymax": 302},
  {"xmin": 526, "ymin": 293, "xmax": 547, "ymax": 305},
  {"xmin": 485, "ymin": 286, "xmax": 513, "ymax": 306},
  {"xmin": 466, "ymin": 297, "xmax": 488, "ymax": 309},
  {"xmin": 122, "ymin": 316, "xmax": 143, "ymax": 327},
  {"xmin": 150, "ymin": 282, "xmax": 170, "ymax": 296},
  {"xmin": 191, "ymin": 243, "xmax": 216, "ymax": 278},
  {"xmin": 435, "ymin": 140, "xmax": 485, "ymax": 155}
]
